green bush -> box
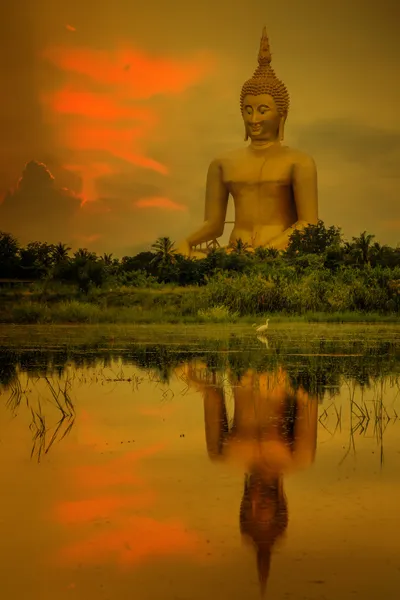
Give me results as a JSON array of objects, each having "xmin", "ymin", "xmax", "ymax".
[
  {"xmin": 197, "ymin": 304, "xmax": 239, "ymax": 322},
  {"xmin": 12, "ymin": 302, "xmax": 51, "ymax": 323},
  {"xmin": 51, "ymin": 300, "xmax": 102, "ymax": 323}
]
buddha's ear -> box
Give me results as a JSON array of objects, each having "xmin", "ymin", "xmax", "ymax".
[
  {"xmin": 244, "ymin": 124, "xmax": 249, "ymax": 142},
  {"xmin": 278, "ymin": 115, "xmax": 287, "ymax": 141}
]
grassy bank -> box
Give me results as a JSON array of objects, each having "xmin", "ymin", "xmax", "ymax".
[
  {"xmin": 0, "ymin": 271, "xmax": 399, "ymax": 325},
  {"xmin": 0, "ymin": 299, "xmax": 398, "ymax": 326}
]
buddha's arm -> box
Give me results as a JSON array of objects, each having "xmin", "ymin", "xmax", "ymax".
[
  {"xmin": 203, "ymin": 387, "xmax": 229, "ymax": 461},
  {"xmin": 292, "ymin": 389, "xmax": 318, "ymax": 469},
  {"xmin": 186, "ymin": 159, "xmax": 229, "ymax": 247},
  {"xmin": 267, "ymin": 154, "xmax": 318, "ymax": 250}
]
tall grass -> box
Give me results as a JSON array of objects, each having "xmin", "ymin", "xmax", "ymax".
[{"xmin": 2, "ymin": 266, "xmax": 399, "ymax": 324}]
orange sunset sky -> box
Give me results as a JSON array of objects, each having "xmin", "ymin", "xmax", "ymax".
[{"xmin": 0, "ymin": 0, "xmax": 399, "ymax": 255}]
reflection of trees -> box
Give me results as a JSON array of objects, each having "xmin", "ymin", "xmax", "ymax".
[
  {"xmin": 2, "ymin": 339, "xmax": 400, "ymax": 465},
  {"xmin": 126, "ymin": 345, "xmax": 188, "ymax": 384},
  {"xmin": 0, "ymin": 351, "xmax": 18, "ymax": 388},
  {"xmin": 1, "ymin": 339, "xmax": 400, "ymax": 400}
]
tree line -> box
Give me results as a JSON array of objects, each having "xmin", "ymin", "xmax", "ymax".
[{"xmin": 0, "ymin": 221, "xmax": 399, "ymax": 294}]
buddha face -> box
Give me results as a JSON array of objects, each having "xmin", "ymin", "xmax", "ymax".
[{"xmin": 242, "ymin": 93, "xmax": 284, "ymax": 142}]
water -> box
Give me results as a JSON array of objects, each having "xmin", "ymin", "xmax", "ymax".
[{"xmin": 1, "ymin": 331, "xmax": 400, "ymax": 599}]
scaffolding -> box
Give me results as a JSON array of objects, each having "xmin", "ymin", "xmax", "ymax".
[{"xmin": 192, "ymin": 221, "xmax": 235, "ymax": 255}]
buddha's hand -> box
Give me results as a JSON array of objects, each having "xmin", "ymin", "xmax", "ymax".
[{"xmin": 175, "ymin": 239, "xmax": 192, "ymax": 258}]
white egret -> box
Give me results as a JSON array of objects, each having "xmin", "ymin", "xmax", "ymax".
[{"xmin": 252, "ymin": 318, "xmax": 269, "ymax": 333}]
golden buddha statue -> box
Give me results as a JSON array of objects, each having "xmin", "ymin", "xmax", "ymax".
[{"xmin": 177, "ymin": 26, "xmax": 318, "ymax": 258}]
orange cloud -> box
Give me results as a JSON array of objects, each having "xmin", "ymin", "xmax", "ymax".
[
  {"xmin": 56, "ymin": 515, "xmax": 205, "ymax": 567},
  {"xmin": 64, "ymin": 162, "xmax": 116, "ymax": 204},
  {"xmin": 51, "ymin": 439, "xmax": 205, "ymax": 569},
  {"xmin": 72, "ymin": 233, "xmax": 101, "ymax": 244},
  {"xmin": 39, "ymin": 42, "xmax": 216, "ymax": 207},
  {"xmin": 54, "ymin": 492, "xmax": 155, "ymax": 524},
  {"xmin": 41, "ymin": 45, "xmax": 216, "ymax": 99},
  {"xmin": 45, "ymin": 89, "xmax": 158, "ymax": 123},
  {"xmin": 135, "ymin": 196, "xmax": 187, "ymax": 211},
  {"xmin": 68, "ymin": 443, "xmax": 168, "ymax": 488},
  {"xmin": 59, "ymin": 124, "xmax": 168, "ymax": 175}
]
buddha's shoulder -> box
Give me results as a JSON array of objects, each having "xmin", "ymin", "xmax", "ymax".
[
  {"xmin": 284, "ymin": 146, "xmax": 316, "ymax": 166},
  {"xmin": 210, "ymin": 147, "xmax": 248, "ymax": 165},
  {"xmin": 270, "ymin": 145, "xmax": 316, "ymax": 165}
]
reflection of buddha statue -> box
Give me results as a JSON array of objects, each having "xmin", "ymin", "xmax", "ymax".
[
  {"xmin": 181, "ymin": 363, "xmax": 318, "ymax": 596},
  {"xmin": 177, "ymin": 26, "xmax": 318, "ymax": 258}
]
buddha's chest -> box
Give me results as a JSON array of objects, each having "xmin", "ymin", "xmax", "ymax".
[{"xmin": 222, "ymin": 154, "xmax": 294, "ymax": 186}]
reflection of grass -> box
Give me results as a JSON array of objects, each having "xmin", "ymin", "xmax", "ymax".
[
  {"xmin": 6, "ymin": 376, "xmax": 76, "ymax": 462},
  {"xmin": 1, "ymin": 323, "xmax": 400, "ymax": 356},
  {"xmin": 3, "ymin": 366, "xmax": 180, "ymax": 460},
  {"xmin": 3, "ymin": 351, "xmax": 400, "ymax": 463},
  {"xmin": 31, "ymin": 378, "xmax": 76, "ymax": 462},
  {"xmin": 318, "ymin": 379, "xmax": 400, "ymax": 466},
  {"xmin": 5, "ymin": 377, "xmax": 26, "ymax": 412},
  {"xmin": 2, "ymin": 332, "xmax": 400, "ymax": 405}
]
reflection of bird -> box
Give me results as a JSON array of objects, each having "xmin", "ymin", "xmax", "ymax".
[
  {"xmin": 257, "ymin": 334, "xmax": 269, "ymax": 349},
  {"xmin": 252, "ymin": 318, "xmax": 269, "ymax": 333}
]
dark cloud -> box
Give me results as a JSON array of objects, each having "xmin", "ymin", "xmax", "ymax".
[
  {"xmin": 40, "ymin": 156, "xmax": 85, "ymax": 195},
  {"xmin": 0, "ymin": 3, "xmax": 53, "ymax": 195},
  {"xmin": 0, "ymin": 158, "xmax": 187, "ymax": 255},
  {"xmin": 0, "ymin": 161, "xmax": 81, "ymax": 244},
  {"xmin": 295, "ymin": 119, "xmax": 400, "ymax": 177},
  {"xmin": 97, "ymin": 172, "xmax": 165, "ymax": 206},
  {"xmin": 291, "ymin": 119, "xmax": 400, "ymax": 246}
]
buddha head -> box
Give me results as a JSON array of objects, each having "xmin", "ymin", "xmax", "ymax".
[
  {"xmin": 240, "ymin": 27, "xmax": 290, "ymax": 142},
  {"xmin": 240, "ymin": 469, "xmax": 288, "ymax": 596}
]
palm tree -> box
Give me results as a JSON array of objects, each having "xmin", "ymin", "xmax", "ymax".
[
  {"xmin": 265, "ymin": 247, "xmax": 280, "ymax": 258},
  {"xmin": 73, "ymin": 248, "xmax": 97, "ymax": 262},
  {"xmin": 254, "ymin": 246, "xmax": 269, "ymax": 260},
  {"xmin": 253, "ymin": 246, "xmax": 279, "ymax": 260},
  {"xmin": 0, "ymin": 231, "xmax": 20, "ymax": 277},
  {"xmin": 343, "ymin": 241, "xmax": 362, "ymax": 266},
  {"xmin": 150, "ymin": 237, "xmax": 177, "ymax": 266},
  {"xmin": 52, "ymin": 242, "xmax": 71, "ymax": 263},
  {"xmin": 150, "ymin": 237, "xmax": 179, "ymax": 282},
  {"xmin": 352, "ymin": 231, "xmax": 375, "ymax": 266},
  {"xmin": 101, "ymin": 253, "xmax": 114, "ymax": 266},
  {"xmin": 228, "ymin": 238, "xmax": 250, "ymax": 255}
]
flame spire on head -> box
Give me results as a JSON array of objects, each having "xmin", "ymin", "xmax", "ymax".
[
  {"xmin": 240, "ymin": 26, "xmax": 290, "ymax": 118},
  {"xmin": 258, "ymin": 26, "xmax": 271, "ymax": 66}
]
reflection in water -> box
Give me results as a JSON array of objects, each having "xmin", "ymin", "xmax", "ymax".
[
  {"xmin": 183, "ymin": 363, "xmax": 318, "ymax": 596},
  {"xmin": 257, "ymin": 334, "xmax": 269, "ymax": 349},
  {"xmin": 5, "ymin": 375, "xmax": 75, "ymax": 461},
  {"xmin": 1, "ymin": 340, "xmax": 400, "ymax": 599}
]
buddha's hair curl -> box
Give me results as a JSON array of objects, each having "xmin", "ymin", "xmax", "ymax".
[
  {"xmin": 240, "ymin": 27, "xmax": 290, "ymax": 118},
  {"xmin": 240, "ymin": 75, "xmax": 290, "ymax": 117}
]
